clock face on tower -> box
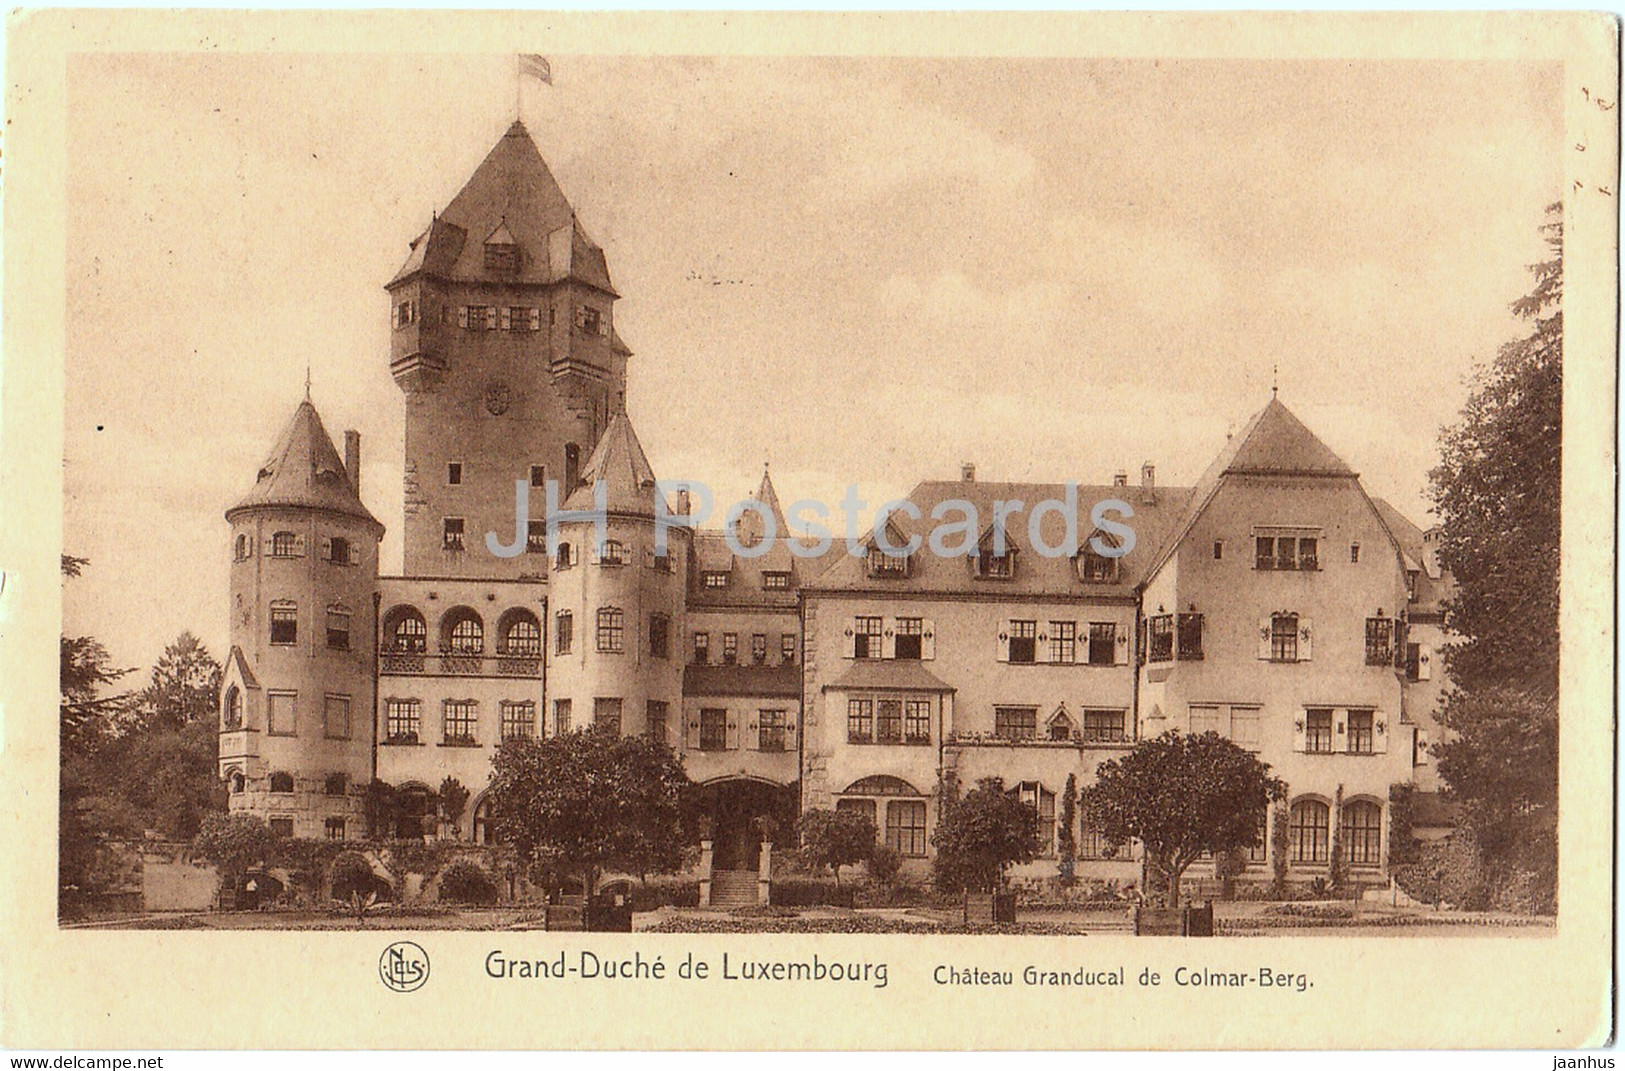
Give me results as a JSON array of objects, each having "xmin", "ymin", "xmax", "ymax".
[{"xmin": 484, "ymin": 381, "xmax": 512, "ymax": 416}]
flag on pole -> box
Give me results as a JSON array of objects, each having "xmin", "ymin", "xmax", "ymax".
[{"xmin": 519, "ymin": 54, "xmax": 552, "ymax": 86}]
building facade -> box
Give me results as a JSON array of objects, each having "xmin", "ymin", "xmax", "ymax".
[{"xmin": 220, "ymin": 119, "xmax": 1452, "ymax": 883}]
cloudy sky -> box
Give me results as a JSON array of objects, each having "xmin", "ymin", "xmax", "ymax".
[{"xmin": 63, "ymin": 52, "xmax": 1561, "ymax": 673}]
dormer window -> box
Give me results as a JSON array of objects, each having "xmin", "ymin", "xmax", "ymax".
[
  {"xmin": 392, "ymin": 299, "xmax": 416, "ymax": 329},
  {"xmin": 1406, "ymin": 570, "xmax": 1419, "ymax": 600},
  {"xmin": 763, "ymin": 571, "xmax": 791, "ymax": 590},
  {"xmin": 484, "ymin": 221, "xmax": 520, "ymax": 273},
  {"xmin": 975, "ymin": 547, "xmax": 1014, "ymax": 579},
  {"xmin": 702, "ymin": 570, "xmax": 729, "ymax": 589},
  {"xmin": 867, "ymin": 545, "xmax": 910, "ymax": 578},
  {"xmin": 1078, "ymin": 533, "xmax": 1121, "ymax": 583}
]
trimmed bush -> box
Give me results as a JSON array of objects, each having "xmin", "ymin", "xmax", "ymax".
[
  {"xmin": 625, "ymin": 877, "xmax": 700, "ymax": 912},
  {"xmin": 771, "ymin": 878, "xmax": 855, "ymax": 908},
  {"xmin": 437, "ymin": 860, "xmax": 498, "ymax": 905},
  {"xmin": 865, "ymin": 844, "xmax": 903, "ymax": 885}
]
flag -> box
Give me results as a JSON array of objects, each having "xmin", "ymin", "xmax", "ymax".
[{"xmin": 519, "ymin": 54, "xmax": 552, "ymax": 86}]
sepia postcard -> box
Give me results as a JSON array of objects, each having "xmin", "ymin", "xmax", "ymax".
[{"xmin": 0, "ymin": 8, "xmax": 1617, "ymax": 1052}]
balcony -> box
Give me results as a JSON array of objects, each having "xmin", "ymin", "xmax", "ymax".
[{"xmin": 378, "ymin": 646, "xmax": 542, "ymax": 678}]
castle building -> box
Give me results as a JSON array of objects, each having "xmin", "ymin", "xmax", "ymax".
[{"xmin": 220, "ymin": 119, "xmax": 1452, "ymax": 886}]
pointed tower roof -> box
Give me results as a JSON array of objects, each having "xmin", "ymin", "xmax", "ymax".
[
  {"xmin": 226, "ymin": 399, "xmax": 383, "ymax": 532},
  {"xmin": 1221, "ymin": 397, "xmax": 1356, "ymax": 478},
  {"xmin": 564, "ymin": 412, "xmax": 662, "ymax": 516},
  {"xmin": 389, "ymin": 120, "xmax": 616, "ymax": 294},
  {"xmin": 754, "ymin": 465, "xmax": 788, "ymax": 532}
]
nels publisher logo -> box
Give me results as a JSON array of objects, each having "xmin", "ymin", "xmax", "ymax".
[{"xmin": 379, "ymin": 941, "xmax": 430, "ymax": 993}]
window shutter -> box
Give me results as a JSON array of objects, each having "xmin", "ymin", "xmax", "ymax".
[
  {"xmin": 684, "ymin": 715, "xmax": 699, "ymax": 751},
  {"xmin": 263, "ymin": 534, "xmax": 274, "ymax": 555},
  {"xmin": 575, "ymin": 305, "xmax": 588, "ymax": 329},
  {"xmin": 500, "ymin": 307, "xmax": 512, "ymax": 331},
  {"xmin": 744, "ymin": 714, "xmax": 759, "ymax": 751},
  {"xmin": 458, "ymin": 306, "xmax": 469, "ymax": 328},
  {"xmin": 1373, "ymin": 714, "xmax": 1389, "ymax": 753},
  {"xmin": 320, "ymin": 536, "xmax": 333, "ymax": 561},
  {"xmin": 1417, "ymin": 644, "xmax": 1433, "ymax": 680},
  {"xmin": 486, "ymin": 307, "xmax": 499, "ymax": 330},
  {"xmin": 845, "ymin": 619, "xmax": 858, "ymax": 659},
  {"xmin": 997, "ymin": 623, "xmax": 1011, "ymax": 663},
  {"xmin": 529, "ymin": 307, "xmax": 542, "ymax": 331},
  {"xmin": 881, "ymin": 616, "xmax": 897, "ymax": 660},
  {"xmin": 1257, "ymin": 617, "xmax": 1273, "ymax": 660},
  {"xmin": 599, "ymin": 315, "xmax": 610, "ymax": 338},
  {"xmin": 724, "ymin": 715, "xmax": 740, "ymax": 751},
  {"xmin": 1114, "ymin": 626, "xmax": 1129, "ymax": 665},
  {"xmin": 920, "ymin": 620, "xmax": 936, "ymax": 661},
  {"xmin": 1298, "ymin": 617, "xmax": 1313, "ymax": 661},
  {"xmin": 349, "ymin": 543, "xmax": 362, "ymax": 566},
  {"xmin": 644, "ymin": 547, "xmax": 656, "ymax": 568},
  {"xmin": 1292, "ymin": 715, "xmax": 1307, "ymax": 753},
  {"xmin": 1333, "ymin": 709, "xmax": 1349, "ymax": 751},
  {"xmin": 786, "ymin": 714, "xmax": 798, "ymax": 751},
  {"xmin": 293, "ymin": 533, "xmax": 307, "ymax": 556},
  {"xmin": 1415, "ymin": 729, "xmax": 1430, "ymax": 765},
  {"xmin": 390, "ymin": 304, "xmax": 399, "ymax": 329}
]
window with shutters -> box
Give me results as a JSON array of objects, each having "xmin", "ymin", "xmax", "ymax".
[
  {"xmin": 593, "ymin": 698, "xmax": 622, "ymax": 736},
  {"xmin": 1405, "ymin": 642, "xmax": 1422, "ymax": 681},
  {"xmin": 1049, "ymin": 620, "xmax": 1077, "ymax": 664},
  {"xmin": 1231, "ymin": 706, "xmax": 1262, "ymax": 750},
  {"xmin": 267, "ymin": 691, "xmax": 297, "ymax": 736},
  {"xmin": 270, "ymin": 602, "xmax": 298, "ymax": 646},
  {"xmin": 600, "ymin": 540, "xmax": 628, "ymax": 566},
  {"xmin": 758, "ymin": 709, "xmax": 787, "ymax": 752},
  {"xmin": 384, "ymin": 699, "xmax": 420, "ymax": 743},
  {"xmin": 699, "ymin": 708, "xmax": 727, "ymax": 751},
  {"xmin": 555, "ymin": 611, "xmax": 573, "ymax": 654},
  {"xmin": 327, "ymin": 536, "xmax": 352, "ymax": 564},
  {"xmin": 721, "ymin": 632, "xmax": 738, "ymax": 664},
  {"xmin": 271, "ymin": 531, "xmax": 299, "ymax": 558},
  {"xmin": 443, "ymin": 700, "xmax": 477, "ymax": 745},
  {"xmin": 507, "ymin": 306, "xmax": 537, "ymax": 330},
  {"xmin": 852, "ymin": 616, "xmax": 883, "ymax": 659},
  {"xmin": 1270, "ymin": 613, "xmax": 1300, "ymax": 662},
  {"xmin": 1347, "ymin": 709, "xmax": 1374, "ymax": 754},
  {"xmin": 646, "ymin": 700, "xmax": 669, "ymax": 744},
  {"xmin": 995, "ymin": 706, "xmax": 1037, "ymax": 741},
  {"xmin": 1087, "ymin": 622, "xmax": 1116, "ymax": 666},
  {"xmin": 1305, "ymin": 708, "xmax": 1334, "ymax": 753},
  {"xmin": 649, "ymin": 613, "xmax": 670, "ymax": 659},
  {"xmin": 325, "ymin": 606, "xmax": 351, "ymax": 650},
  {"xmin": 555, "ymin": 542, "xmax": 574, "ymax": 569},
  {"xmin": 1289, "ymin": 799, "xmax": 1330, "ymax": 864},
  {"xmin": 692, "ymin": 632, "xmax": 709, "ymax": 664},
  {"xmin": 324, "ymin": 694, "xmax": 351, "ymax": 740},
  {"xmin": 501, "ymin": 701, "xmax": 536, "ymax": 740},
  {"xmin": 1148, "ymin": 615, "xmax": 1174, "ymax": 663},
  {"xmin": 1008, "ymin": 620, "xmax": 1037, "ymax": 664},
  {"xmin": 442, "ymin": 518, "xmax": 466, "ymax": 551},
  {"xmin": 465, "ymin": 305, "xmax": 494, "ymax": 330},
  {"xmin": 751, "ymin": 633, "xmax": 768, "ymax": 665},
  {"xmin": 1189, "ymin": 704, "xmax": 1223, "ymax": 737},
  {"xmin": 1365, "ymin": 618, "xmax": 1394, "ymax": 666},
  {"xmin": 1177, "ymin": 613, "xmax": 1204, "ymax": 660},
  {"xmin": 1342, "ymin": 800, "xmax": 1382, "ymax": 866},
  {"xmin": 894, "ymin": 617, "xmax": 924, "ymax": 660},
  {"xmin": 1082, "ymin": 708, "xmax": 1126, "ymax": 743},
  {"xmin": 596, "ymin": 608, "xmax": 625, "ymax": 653},
  {"xmin": 847, "ymin": 699, "xmax": 874, "ymax": 743},
  {"xmin": 885, "ymin": 800, "xmax": 928, "ymax": 857}
]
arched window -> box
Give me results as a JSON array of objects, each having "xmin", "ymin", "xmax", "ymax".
[
  {"xmin": 234, "ymin": 534, "xmax": 251, "ymax": 561},
  {"xmin": 1289, "ymin": 798, "xmax": 1330, "ymax": 864},
  {"xmin": 838, "ymin": 776, "xmax": 927, "ymax": 858},
  {"xmin": 385, "ymin": 607, "xmax": 427, "ymax": 653},
  {"xmin": 1341, "ymin": 800, "xmax": 1383, "ymax": 867},
  {"xmin": 473, "ymin": 796, "xmax": 502, "ymax": 845},
  {"xmin": 841, "ymin": 775, "xmax": 922, "ymax": 796},
  {"xmin": 269, "ymin": 771, "xmax": 295, "ymax": 794},
  {"xmin": 228, "ymin": 770, "xmax": 245, "ymax": 794},
  {"xmin": 1013, "ymin": 781, "xmax": 1057, "ymax": 856},
  {"xmin": 223, "ymin": 686, "xmax": 243, "ymax": 730},
  {"xmin": 441, "ymin": 608, "xmax": 484, "ymax": 654},
  {"xmin": 596, "ymin": 607, "xmax": 625, "ymax": 653},
  {"xmin": 499, "ymin": 610, "xmax": 542, "ymax": 656},
  {"xmin": 270, "ymin": 531, "xmax": 299, "ymax": 558}
]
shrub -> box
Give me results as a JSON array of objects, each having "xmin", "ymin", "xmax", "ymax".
[
  {"xmin": 330, "ymin": 851, "xmax": 388, "ymax": 902},
  {"xmin": 437, "ymin": 859, "xmax": 498, "ymax": 905},
  {"xmin": 797, "ymin": 809, "xmax": 876, "ymax": 884},
  {"xmin": 865, "ymin": 844, "xmax": 903, "ymax": 885},
  {"xmin": 771, "ymin": 878, "xmax": 855, "ymax": 908},
  {"xmin": 625, "ymin": 877, "xmax": 700, "ymax": 912}
]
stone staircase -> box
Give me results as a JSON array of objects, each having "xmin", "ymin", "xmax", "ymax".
[{"xmin": 708, "ymin": 869, "xmax": 759, "ymax": 908}]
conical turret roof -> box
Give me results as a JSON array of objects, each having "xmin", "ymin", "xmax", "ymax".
[
  {"xmin": 564, "ymin": 411, "xmax": 663, "ymax": 516},
  {"xmin": 226, "ymin": 399, "xmax": 382, "ymax": 532}
]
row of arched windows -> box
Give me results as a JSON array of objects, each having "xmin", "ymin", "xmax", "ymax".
[
  {"xmin": 382, "ymin": 605, "xmax": 542, "ymax": 656},
  {"xmin": 1287, "ymin": 797, "xmax": 1383, "ymax": 867}
]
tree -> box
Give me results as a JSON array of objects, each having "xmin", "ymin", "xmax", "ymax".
[
  {"xmin": 1429, "ymin": 204, "xmax": 1561, "ymax": 910},
  {"xmin": 1057, "ymin": 772, "xmax": 1079, "ymax": 885},
  {"xmin": 930, "ymin": 777, "xmax": 1042, "ymax": 894},
  {"xmin": 1082, "ymin": 731, "xmax": 1286, "ymax": 909},
  {"xmin": 438, "ymin": 776, "xmax": 470, "ymax": 838},
  {"xmin": 135, "ymin": 632, "xmax": 223, "ymax": 732},
  {"xmin": 193, "ymin": 812, "xmax": 276, "ymax": 897},
  {"xmin": 797, "ymin": 808, "xmax": 876, "ymax": 885},
  {"xmin": 486, "ymin": 727, "xmax": 689, "ymax": 897}
]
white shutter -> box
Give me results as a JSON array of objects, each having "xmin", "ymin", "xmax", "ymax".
[
  {"xmin": 1292, "ymin": 713, "xmax": 1307, "ymax": 753},
  {"xmin": 997, "ymin": 623, "xmax": 1011, "ymax": 663},
  {"xmin": 500, "ymin": 307, "xmax": 512, "ymax": 331},
  {"xmin": 744, "ymin": 713, "xmax": 758, "ymax": 751},
  {"xmin": 293, "ymin": 533, "xmax": 307, "ymax": 557},
  {"xmin": 1333, "ymin": 709, "xmax": 1349, "ymax": 751},
  {"xmin": 1113, "ymin": 625, "xmax": 1129, "ymax": 665},
  {"xmin": 881, "ymin": 616, "xmax": 897, "ymax": 660},
  {"xmin": 457, "ymin": 306, "xmax": 469, "ymax": 328},
  {"xmin": 529, "ymin": 307, "xmax": 542, "ymax": 331},
  {"xmin": 486, "ymin": 307, "xmax": 499, "ymax": 330},
  {"xmin": 920, "ymin": 620, "xmax": 936, "ymax": 661},
  {"xmin": 349, "ymin": 542, "xmax": 362, "ymax": 566},
  {"xmin": 1257, "ymin": 617, "xmax": 1273, "ymax": 660},
  {"xmin": 390, "ymin": 304, "xmax": 399, "ymax": 329},
  {"xmin": 724, "ymin": 714, "xmax": 740, "ymax": 751},
  {"xmin": 263, "ymin": 534, "xmax": 275, "ymax": 555},
  {"xmin": 1373, "ymin": 714, "xmax": 1389, "ymax": 754},
  {"xmin": 1417, "ymin": 644, "xmax": 1433, "ymax": 680},
  {"xmin": 1415, "ymin": 729, "xmax": 1431, "ymax": 765},
  {"xmin": 844, "ymin": 619, "xmax": 857, "ymax": 659},
  {"xmin": 599, "ymin": 315, "xmax": 610, "ymax": 338},
  {"xmin": 575, "ymin": 305, "xmax": 589, "ymax": 329},
  {"xmin": 1299, "ymin": 618, "xmax": 1313, "ymax": 661},
  {"xmin": 320, "ymin": 536, "xmax": 333, "ymax": 561},
  {"xmin": 684, "ymin": 715, "xmax": 699, "ymax": 751}
]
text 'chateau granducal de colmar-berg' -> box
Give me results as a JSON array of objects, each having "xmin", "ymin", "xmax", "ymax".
[{"xmin": 217, "ymin": 117, "xmax": 1454, "ymax": 899}]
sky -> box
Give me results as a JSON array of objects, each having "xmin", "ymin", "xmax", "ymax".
[{"xmin": 61, "ymin": 53, "xmax": 1563, "ymax": 676}]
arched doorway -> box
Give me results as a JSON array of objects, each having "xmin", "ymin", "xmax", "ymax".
[{"xmin": 696, "ymin": 778, "xmax": 797, "ymax": 871}]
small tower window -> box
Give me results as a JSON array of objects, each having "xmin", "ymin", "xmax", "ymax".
[
  {"xmin": 325, "ymin": 606, "xmax": 352, "ymax": 650},
  {"xmin": 596, "ymin": 607, "xmax": 625, "ymax": 653},
  {"xmin": 324, "ymin": 773, "xmax": 348, "ymax": 797},
  {"xmin": 326, "ymin": 536, "xmax": 352, "ymax": 565},
  {"xmin": 447, "ymin": 462, "xmax": 463, "ymax": 486},
  {"xmin": 270, "ymin": 602, "xmax": 298, "ymax": 646},
  {"xmin": 269, "ymin": 771, "xmax": 295, "ymax": 794},
  {"xmin": 228, "ymin": 771, "xmax": 245, "ymax": 794},
  {"xmin": 442, "ymin": 518, "xmax": 466, "ymax": 552},
  {"xmin": 223, "ymin": 686, "xmax": 243, "ymax": 730},
  {"xmin": 1351, "ymin": 542, "xmax": 1362, "ymax": 563},
  {"xmin": 393, "ymin": 299, "xmax": 416, "ymax": 329},
  {"xmin": 529, "ymin": 465, "xmax": 546, "ymax": 488},
  {"xmin": 270, "ymin": 531, "xmax": 300, "ymax": 558},
  {"xmin": 234, "ymin": 534, "xmax": 252, "ymax": 561}
]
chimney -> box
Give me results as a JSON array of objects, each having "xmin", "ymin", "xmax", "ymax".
[
  {"xmin": 961, "ymin": 462, "xmax": 976, "ymax": 483},
  {"xmin": 1113, "ymin": 469, "xmax": 1129, "ymax": 488},
  {"xmin": 344, "ymin": 430, "xmax": 361, "ymax": 494},
  {"xmin": 676, "ymin": 487, "xmax": 691, "ymax": 516},
  {"xmin": 1141, "ymin": 462, "xmax": 1155, "ymax": 490}
]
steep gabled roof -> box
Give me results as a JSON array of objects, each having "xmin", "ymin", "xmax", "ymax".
[
  {"xmin": 1223, "ymin": 397, "xmax": 1356, "ymax": 477},
  {"xmin": 226, "ymin": 399, "xmax": 382, "ymax": 532},
  {"xmin": 389, "ymin": 120, "xmax": 616, "ymax": 294},
  {"xmin": 564, "ymin": 412, "xmax": 664, "ymax": 516}
]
